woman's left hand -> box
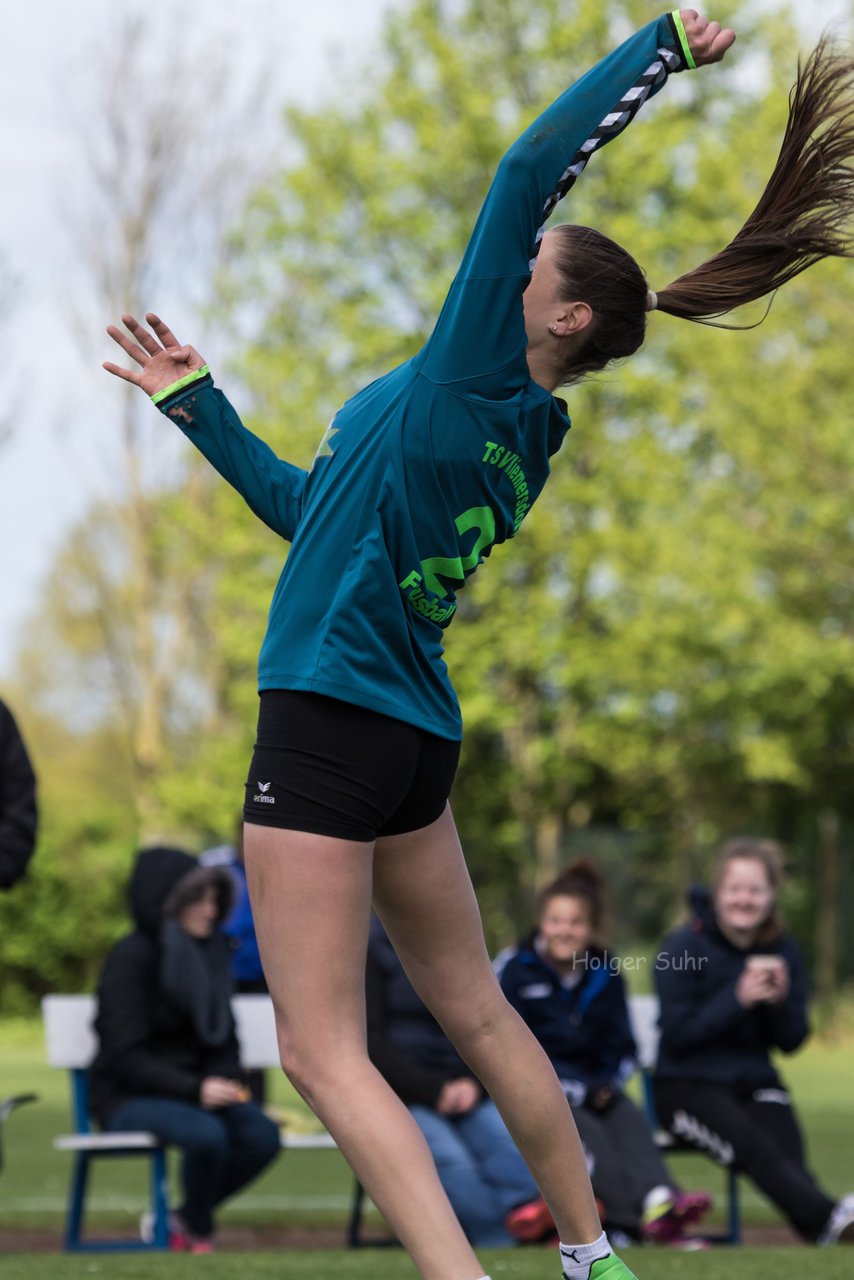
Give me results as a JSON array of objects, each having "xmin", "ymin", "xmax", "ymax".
[
  {"xmin": 104, "ymin": 312, "xmax": 206, "ymax": 398},
  {"xmin": 679, "ymin": 10, "xmax": 736, "ymax": 65}
]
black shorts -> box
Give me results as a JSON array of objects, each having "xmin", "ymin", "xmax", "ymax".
[{"xmin": 243, "ymin": 691, "xmax": 461, "ymax": 842}]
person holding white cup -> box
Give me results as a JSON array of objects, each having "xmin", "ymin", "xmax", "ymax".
[{"xmin": 653, "ymin": 838, "xmax": 853, "ymax": 1245}]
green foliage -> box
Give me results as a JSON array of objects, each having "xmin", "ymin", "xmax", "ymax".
[{"xmin": 7, "ymin": 0, "xmax": 854, "ymax": 1001}]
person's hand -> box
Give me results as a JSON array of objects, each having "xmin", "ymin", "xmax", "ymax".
[
  {"xmin": 200, "ymin": 1076, "xmax": 246, "ymax": 1108},
  {"xmin": 103, "ymin": 313, "xmax": 206, "ymax": 398},
  {"xmin": 588, "ymin": 1085, "xmax": 617, "ymax": 1113},
  {"xmin": 436, "ymin": 1077, "xmax": 481, "ymax": 1116},
  {"xmin": 679, "ymin": 10, "xmax": 736, "ymax": 65},
  {"xmin": 735, "ymin": 961, "xmax": 777, "ymax": 1007},
  {"xmin": 763, "ymin": 957, "xmax": 790, "ymax": 1004}
]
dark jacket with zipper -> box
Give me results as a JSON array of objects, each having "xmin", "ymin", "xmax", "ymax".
[
  {"xmin": 89, "ymin": 846, "xmax": 240, "ymax": 1126},
  {"xmin": 497, "ymin": 938, "xmax": 637, "ymax": 1100},
  {"xmin": 653, "ymin": 886, "xmax": 809, "ymax": 1090}
]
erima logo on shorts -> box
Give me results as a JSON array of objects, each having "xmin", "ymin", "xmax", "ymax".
[{"xmin": 253, "ymin": 781, "xmax": 275, "ymax": 804}]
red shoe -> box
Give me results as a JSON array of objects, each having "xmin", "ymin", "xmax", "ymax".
[
  {"xmin": 505, "ymin": 1195, "xmax": 556, "ymax": 1243},
  {"xmin": 671, "ymin": 1190, "xmax": 713, "ymax": 1228},
  {"xmin": 189, "ymin": 1239, "xmax": 215, "ymax": 1255}
]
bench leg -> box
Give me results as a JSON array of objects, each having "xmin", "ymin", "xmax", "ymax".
[
  {"xmin": 726, "ymin": 1167, "xmax": 741, "ymax": 1244},
  {"xmin": 150, "ymin": 1148, "xmax": 170, "ymax": 1248},
  {"xmin": 64, "ymin": 1152, "xmax": 90, "ymax": 1251},
  {"xmin": 347, "ymin": 1178, "xmax": 365, "ymax": 1247}
]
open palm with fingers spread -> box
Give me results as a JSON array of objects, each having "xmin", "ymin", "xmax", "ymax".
[{"xmin": 103, "ymin": 313, "xmax": 206, "ymax": 399}]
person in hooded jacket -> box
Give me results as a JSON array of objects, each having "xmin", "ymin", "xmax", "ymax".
[
  {"xmin": 497, "ymin": 861, "xmax": 711, "ymax": 1246},
  {"xmin": 653, "ymin": 837, "xmax": 854, "ymax": 1245},
  {"xmin": 0, "ymin": 697, "xmax": 37, "ymax": 891},
  {"xmin": 89, "ymin": 846, "xmax": 281, "ymax": 1253}
]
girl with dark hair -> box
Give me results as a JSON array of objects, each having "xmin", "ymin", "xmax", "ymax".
[
  {"xmin": 653, "ymin": 838, "xmax": 854, "ymax": 1244},
  {"xmin": 497, "ymin": 861, "xmax": 711, "ymax": 1247},
  {"xmin": 102, "ymin": 10, "xmax": 852, "ymax": 1279}
]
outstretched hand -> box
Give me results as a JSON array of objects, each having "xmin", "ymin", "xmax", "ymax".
[
  {"xmin": 103, "ymin": 313, "xmax": 206, "ymax": 398},
  {"xmin": 680, "ymin": 9, "xmax": 736, "ymax": 65}
]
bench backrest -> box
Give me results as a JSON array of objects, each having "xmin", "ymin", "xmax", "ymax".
[
  {"xmin": 626, "ymin": 992, "xmax": 661, "ymax": 1071},
  {"xmin": 42, "ymin": 993, "xmax": 282, "ymax": 1072}
]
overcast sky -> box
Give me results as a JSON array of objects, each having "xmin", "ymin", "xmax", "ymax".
[{"xmin": 0, "ymin": 0, "xmax": 403, "ymax": 680}]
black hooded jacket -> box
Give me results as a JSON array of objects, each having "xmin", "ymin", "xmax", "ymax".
[
  {"xmin": 653, "ymin": 886, "xmax": 809, "ymax": 1091},
  {"xmin": 0, "ymin": 699, "xmax": 37, "ymax": 890},
  {"xmin": 89, "ymin": 846, "xmax": 240, "ymax": 1126}
]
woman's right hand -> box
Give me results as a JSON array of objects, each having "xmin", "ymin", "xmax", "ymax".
[
  {"xmin": 103, "ymin": 313, "xmax": 206, "ymax": 399},
  {"xmin": 679, "ymin": 10, "xmax": 736, "ymax": 65},
  {"xmin": 436, "ymin": 1077, "xmax": 480, "ymax": 1116},
  {"xmin": 200, "ymin": 1076, "xmax": 246, "ymax": 1108},
  {"xmin": 735, "ymin": 962, "xmax": 776, "ymax": 1007}
]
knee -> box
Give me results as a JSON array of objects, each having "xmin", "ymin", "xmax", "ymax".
[
  {"xmin": 275, "ymin": 1030, "xmax": 338, "ymax": 1112},
  {"xmin": 184, "ymin": 1116, "xmax": 229, "ymax": 1160}
]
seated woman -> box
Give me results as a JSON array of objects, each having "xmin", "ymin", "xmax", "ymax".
[
  {"xmin": 497, "ymin": 860, "xmax": 710, "ymax": 1246},
  {"xmin": 367, "ymin": 916, "xmax": 554, "ymax": 1247},
  {"xmin": 654, "ymin": 837, "xmax": 854, "ymax": 1245},
  {"xmin": 89, "ymin": 846, "xmax": 281, "ymax": 1253}
]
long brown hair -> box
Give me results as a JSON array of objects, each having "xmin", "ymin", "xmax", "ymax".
[
  {"xmin": 552, "ymin": 37, "xmax": 854, "ymax": 379},
  {"xmin": 658, "ymin": 37, "xmax": 854, "ymax": 324}
]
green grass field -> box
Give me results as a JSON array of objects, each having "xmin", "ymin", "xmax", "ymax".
[{"xmin": 2, "ymin": 1015, "xmax": 853, "ymax": 1277}]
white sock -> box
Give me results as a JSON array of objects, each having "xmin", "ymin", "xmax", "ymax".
[{"xmin": 560, "ymin": 1230, "xmax": 612, "ymax": 1280}]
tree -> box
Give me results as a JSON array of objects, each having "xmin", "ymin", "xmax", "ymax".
[{"xmin": 225, "ymin": 0, "xmax": 854, "ymax": 943}]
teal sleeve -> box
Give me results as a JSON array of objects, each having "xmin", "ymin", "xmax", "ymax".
[
  {"xmin": 155, "ymin": 375, "xmax": 308, "ymax": 542},
  {"xmin": 417, "ymin": 12, "xmax": 689, "ymax": 390}
]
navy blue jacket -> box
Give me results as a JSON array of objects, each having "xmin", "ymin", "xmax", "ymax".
[
  {"xmin": 654, "ymin": 887, "xmax": 809, "ymax": 1090},
  {"xmin": 497, "ymin": 940, "xmax": 636, "ymax": 1100}
]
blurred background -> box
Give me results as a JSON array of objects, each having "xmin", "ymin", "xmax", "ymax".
[{"xmin": 0, "ymin": 0, "xmax": 852, "ymax": 1016}]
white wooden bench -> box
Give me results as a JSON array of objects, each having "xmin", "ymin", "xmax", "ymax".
[
  {"xmin": 42, "ymin": 994, "xmax": 366, "ymax": 1253},
  {"xmin": 628, "ymin": 993, "xmax": 741, "ymax": 1244}
]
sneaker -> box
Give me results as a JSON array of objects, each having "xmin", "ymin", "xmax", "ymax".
[
  {"xmin": 586, "ymin": 1256, "xmax": 639, "ymax": 1280},
  {"xmin": 671, "ymin": 1189, "xmax": 713, "ymax": 1228},
  {"xmin": 189, "ymin": 1239, "xmax": 215, "ymax": 1254},
  {"xmin": 139, "ymin": 1209, "xmax": 187, "ymax": 1250},
  {"xmin": 506, "ymin": 1194, "xmax": 556, "ymax": 1242},
  {"xmin": 640, "ymin": 1196, "xmax": 680, "ymax": 1244},
  {"xmin": 819, "ymin": 1193, "xmax": 854, "ymax": 1245}
]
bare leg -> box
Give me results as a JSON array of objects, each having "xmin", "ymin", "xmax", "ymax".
[
  {"xmin": 373, "ymin": 805, "xmax": 601, "ymax": 1246},
  {"xmin": 243, "ymin": 822, "xmax": 485, "ymax": 1280}
]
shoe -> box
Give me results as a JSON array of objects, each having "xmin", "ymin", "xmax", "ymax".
[
  {"xmin": 506, "ymin": 1194, "xmax": 556, "ymax": 1242},
  {"xmin": 189, "ymin": 1239, "xmax": 215, "ymax": 1254},
  {"xmin": 139, "ymin": 1209, "xmax": 187, "ymax": 1250},
  {"xmin": 671, "ymin": 1189, "xmax": 713, "ymax": 1228},
  {"xmin": 667, "ymin": 1236, "xmax": 710, "ymax": 1250},
  {"xmin": 586, "ymin": 1256, "xmax": 639, "ymax": 1280},
  {"xmin": 639, "ymin": 1196, "xmax": 680, "ymax": 1244},
  {"xmin": 819, "ymin": 1193, "xmax": 854, "ymax": 1244}
]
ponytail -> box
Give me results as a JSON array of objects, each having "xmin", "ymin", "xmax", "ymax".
[{"xmin": 656, "ymin": 37, "xmax": 854, "ymax": 326}]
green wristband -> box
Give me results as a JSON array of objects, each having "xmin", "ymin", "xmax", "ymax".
[
  {"xmin": 670, "ymin": 10, "xmax": 697, "ymax": 70},
  {"xmin": 151, "ymin": 364, "xmax": 211, "ymax": 405}
]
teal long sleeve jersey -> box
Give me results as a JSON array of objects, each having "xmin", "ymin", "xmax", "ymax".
[{"xmin": 154, "ymin": 13, "xmax": 694, "ymax": 740}]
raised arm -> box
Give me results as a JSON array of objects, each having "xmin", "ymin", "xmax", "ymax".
[
  {"xmin": 416, "ymin": 10, "xmax": 733, "ymax": 390},
  {"xmin": 104, "ymin": 314, "xmax": 308, "ymax": 542}
]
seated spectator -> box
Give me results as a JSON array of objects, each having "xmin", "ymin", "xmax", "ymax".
[
  {"xmin": 202, "ymin": 821, "xmax": 267, "ymax": 1102},
  {"xmin": 89, "ymin": 846, "xmax": 281, "ymax": 1253},
  {"xmin": 497, "ymin": 860, "xmax": 711, "ymax": 1247},
  {"xmin": 0, "ymin": 696, "xmax": 37, "ymax": 890},
  {"xmin": 654, "ymin": 837, "xmax": 854, "ymax": 1245},
  {"xmin": 367, "ymin": 916, "xmax": 555, "ymax": 1247}
]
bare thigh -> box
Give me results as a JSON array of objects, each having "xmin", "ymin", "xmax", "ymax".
[
  {"xmin": 372, "ymin": 804, "xmax": 505, "ymax": 1041},
  {"xmin": 242, "ymin": 822, "xmax": 375, "ymax": 1073}
]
